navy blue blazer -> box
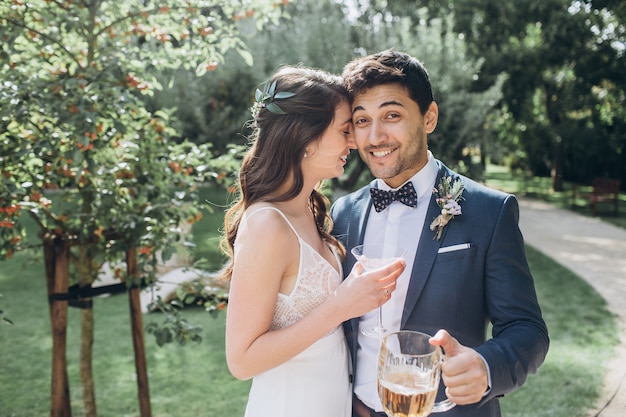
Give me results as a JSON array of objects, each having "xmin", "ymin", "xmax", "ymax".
[{"xmin": 330, "ymin": 160, "xmax": 549, "ymax": 417}]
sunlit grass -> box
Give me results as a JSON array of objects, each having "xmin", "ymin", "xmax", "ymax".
[
  {"xmin": 0, "ymin": 250, "xmax": 251, "ymax": 417},
  {"xmin": 500, "ymin": 246, "xmax": 617, "ymax": 417},
  {"xmin": 484, "ymin": 165, "xmax": 626, "ymax": 230}
]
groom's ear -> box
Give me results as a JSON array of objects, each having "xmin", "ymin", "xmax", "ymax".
[{"xmin": 424, "ymin": 102, "xmax": 438, "ymax": 134}]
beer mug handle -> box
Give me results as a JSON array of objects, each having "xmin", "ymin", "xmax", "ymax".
[
  {"xmin": 432, "ymin": 352, "xmax": 455, "ymax": 413},
  {"xmin": 431, "ymin": 398, "xmax": 455, "ymax": 413}
]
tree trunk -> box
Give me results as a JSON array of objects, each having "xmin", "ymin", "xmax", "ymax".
[
  {"xmin": 127, "ymin": 247, "xmax": 152, "ymax": 417},
  {"xmin": 79, "ymin": 308, "xmax": 96, "ymax": 417},
  {"xmin": 544, "ymin": 83, "xmax": 564, "ymax": 192},
  {"xmin": 77, "ymin": 245, "xmax": 97, "ymax": 417},
  {"xmin": 43, "ymin": 239, "xmax": 72, "ymax": 416},
  {"xmin": 48, "ymin": 237, "xmax": 72, "ymax": 417},
  {"xmin": 551, "ymin": 135, "xmax": 564, "ymax": 191}
]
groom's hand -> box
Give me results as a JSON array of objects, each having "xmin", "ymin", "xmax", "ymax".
[{"xmin": 429, "ymin": 329, "xmax": 489, "ymax": 405}]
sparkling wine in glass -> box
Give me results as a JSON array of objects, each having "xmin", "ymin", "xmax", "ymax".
[{"xmin": 351, "ymin": 244, "xmax": 407, "ymax": 338}]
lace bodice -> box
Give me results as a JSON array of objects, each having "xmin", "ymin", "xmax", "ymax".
[
  {"xmin": 245, "ymin": 207, "xmax": 342, "ymax": 331},
  {"xmin": 272, "ymin": 238, "xmax": 342, "ymax": 330}
]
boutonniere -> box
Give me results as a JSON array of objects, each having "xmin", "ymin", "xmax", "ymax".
[{"xmin": 430, "ymin": 175, "xmax": 464, "ymax": 240}]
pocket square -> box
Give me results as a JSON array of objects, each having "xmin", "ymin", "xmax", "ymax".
[{"xmin": 437, "ymin": 243, "xmax": 471, "ymax": 254}]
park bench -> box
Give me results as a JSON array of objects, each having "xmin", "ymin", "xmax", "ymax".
[{"xmin": 573, "ymin": 177, "xmax": 621, "ymax": 216}]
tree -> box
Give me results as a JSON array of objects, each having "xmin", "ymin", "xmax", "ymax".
[
  {"xmin": 147, "ymin": 0, "xmax": 364, "ymax": 187},
  {"xmin": 450, "ymin": 0, "xmax": 625, "ymax": 188},
  {"xmin": 148, "ymin": 0, "xmax": 355, "ymax": 152},
  {"xmin": 0, "ymin": 1, "xmax": 287, "ymax": 416},
  {"xmin": 348, "ymin": 0, "xmax": 625, "ymax": 189}
]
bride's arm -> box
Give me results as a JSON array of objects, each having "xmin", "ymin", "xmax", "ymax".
[
  {"xmin": 225, "ymin": 210, "xmax": 403, "ymax": 380},
  {"xmin": 225, "ymin": 210, "xmax": 302, "ymax": 380}
]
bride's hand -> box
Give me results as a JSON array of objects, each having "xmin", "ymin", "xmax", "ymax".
[{"xmin": 333, "ymin": 259, "xmax": 405, "ymax": 320}]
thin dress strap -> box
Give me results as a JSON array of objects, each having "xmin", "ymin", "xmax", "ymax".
[{"xmin": 246, "ymin": 206, "xmax": 301, "ymax": 240}]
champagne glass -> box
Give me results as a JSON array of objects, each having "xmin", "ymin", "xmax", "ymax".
[
  {"xmin": 378, "ymin": 331, "xmax": 455, "ymax": 417},
  {"xmin": 351, "ymin": 244, "xmax": 407, "ymax": 338}
]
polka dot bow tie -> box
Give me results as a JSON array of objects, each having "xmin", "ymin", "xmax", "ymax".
[{"xmin": 370, "ymin": 181, "xmax": 418, "ymax": 212}]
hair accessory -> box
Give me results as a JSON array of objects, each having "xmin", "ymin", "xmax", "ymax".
[{"xmin": 252, "ymin": 80, "xmax": 295, "ymax": 116}]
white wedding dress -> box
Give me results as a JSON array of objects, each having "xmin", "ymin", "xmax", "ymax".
[{"xmin": 243, "ymin": 207, "xmax": 352, "ymax": 417}]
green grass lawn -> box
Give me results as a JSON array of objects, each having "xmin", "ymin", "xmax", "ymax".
[
  {"xmin": 0, "ymin": 252, "xmax": 250, "ymax": 416},
  {"xmin": 0, "ymin": 180, "xmax": 619, "ymax": 416},
  {"xmin": 483, "ymin": 165, "xmax": 626, "ymax": 230}
]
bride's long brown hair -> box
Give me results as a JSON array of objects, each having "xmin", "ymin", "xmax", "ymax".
[{"xmin": 220, "ymin": 66, "xmax": 348, "ymax": 281}]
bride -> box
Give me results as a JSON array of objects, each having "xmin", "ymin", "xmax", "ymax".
[{"xmin": 220, "ymin": 66, "xmax": 405, "ymax": 417}]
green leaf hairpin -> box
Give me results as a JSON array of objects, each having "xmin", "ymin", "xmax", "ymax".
[{"xmin": 253, "ymin": 80, "xmax": 296, "ymax": 116}]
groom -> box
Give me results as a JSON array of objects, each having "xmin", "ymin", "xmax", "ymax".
[{"xmin": 331, "ymin": 49, "xmax": 549, "ymax": 417}]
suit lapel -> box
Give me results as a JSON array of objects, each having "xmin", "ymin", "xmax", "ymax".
[
  {"xmin": 346, "ymin": 180, "xmax": 376, "ymax": 259},
  {"xmin": 401, "ymin": 164, "xmax": 450, "ymax": 328},
  {"xmin": 346, "ymin": 181, "xmax": 376, "ymax": 348}
]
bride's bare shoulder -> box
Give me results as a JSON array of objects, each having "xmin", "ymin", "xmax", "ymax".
[{"xmin": 238, "ymin": 203, "xmax": 293, "ymax": 245}]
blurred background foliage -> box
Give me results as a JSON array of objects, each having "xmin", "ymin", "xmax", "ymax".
[{"xmin": 147, "ymin": 0, "xmax": 624, "ymax": 190}]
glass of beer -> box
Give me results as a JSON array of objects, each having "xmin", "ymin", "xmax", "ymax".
[{"xmin": 378, "ymin": 330, "xmax": 455, "ymax": 417}]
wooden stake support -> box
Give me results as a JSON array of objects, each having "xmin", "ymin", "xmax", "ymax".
[{"xmin": 43, "ymin": 235, "xmax": 152, "ymax": 417}]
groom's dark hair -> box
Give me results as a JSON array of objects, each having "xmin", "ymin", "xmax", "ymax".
[{"xmin": 342, "ymin": 49, "xmax": 434, "ymax": 116}]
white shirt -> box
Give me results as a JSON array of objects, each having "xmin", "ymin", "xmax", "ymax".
[{"xmin": 354, "ymin": 152, "xmax": 439, "ymax": 411}]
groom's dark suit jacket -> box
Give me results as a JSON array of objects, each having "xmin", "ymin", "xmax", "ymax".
[{"xmin": 331, "ymin": 160, "xmax": 549, "ymax": 417}]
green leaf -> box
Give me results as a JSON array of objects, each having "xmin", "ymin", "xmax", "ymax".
[
  {"xmin": 274, "ymin": 92, "xmax": 295, "ymax": 99},
  {"xmin": 153, "ymin": 110, "xmax": 170, "ymax": 121},
  {"xmin": 237, "ymin": 48, "xmax": 254, "ymax": 66},
  {"xmin": 266, "ymin": 102, "xmax": 285, "ymax": 114},
  {"xmin": 195, "ymin": 63, "xmax": 207, "ymax": 77},
  {"xmin": 160, "ymin": 245, "xmax": 176, "ymax": 262},
  {"xmin": 267, "ymin": 80, "xmax": 277, "ymax": 96},
  {"xmin": 155, "ymin": 328, "xmax": 173, "ymax": 347},
  {"xmin": 112, "ymin": 120, "xmax": 127, "ymax": 134}
]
